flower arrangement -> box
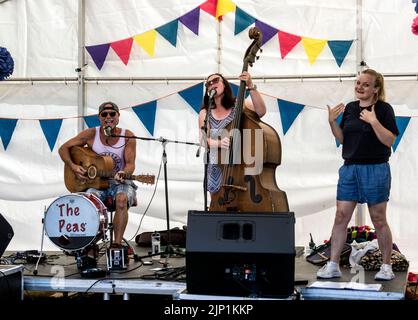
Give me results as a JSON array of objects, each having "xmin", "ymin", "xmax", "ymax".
[
  {"xmin": 0, "ymin": 46, "xmax": 14, "ymax": 80},
  {"xmin": 412, "ymin": 15, "xmax": 418, "ymax": 35},
  {"xmin": 412, "ymin": 1, "xmax": 418, "ymax": 35},
  {"xmin": 346, "ymin": 225, "xmax": 377, "ymax": 243}
]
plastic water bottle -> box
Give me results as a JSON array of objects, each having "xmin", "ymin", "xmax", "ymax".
[{"xmin": 151, "ymin": 231, "xmax": 161, "ymax": 260}]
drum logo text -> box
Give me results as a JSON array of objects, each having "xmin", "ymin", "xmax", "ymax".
[{"xmin": 57, "ymin": 203, "xmax": 87, "ymax": 233}]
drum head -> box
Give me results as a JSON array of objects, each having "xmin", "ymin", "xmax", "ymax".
[{"xmin": 45, "ymin": 194, "xmax": 103, "ymax": 251}]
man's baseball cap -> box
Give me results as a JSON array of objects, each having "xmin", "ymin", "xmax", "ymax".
[{"xmin": 98, "ymin": 101, "xmax": 119, "ymax": 114}]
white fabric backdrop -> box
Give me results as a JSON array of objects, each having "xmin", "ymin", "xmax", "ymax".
[{"xmin": 1, "ymin": 0, "xmax": 418, "ymax": 270}]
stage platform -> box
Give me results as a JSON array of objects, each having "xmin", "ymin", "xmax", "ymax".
[{"xmin": 2, "ymin": 245, "xmax": 408, "ymax": 300}]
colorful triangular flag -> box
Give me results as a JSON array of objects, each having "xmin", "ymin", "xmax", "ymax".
[
  {"xmin": 393, "ymin": 116, "xmax": 411, "ymax": 152},
  {"xmin": 234, "ymin": 6, "xmax": 255, "ymax": 35},
  {"xmin": 0, "ymin": 119, "xmax": 18, "ymax": 150},
  {"xmin": 85, "ymin": 43, "xmax": 110, "ymax": 70},
  {"xmin": 255, "ymin": 20, "xmax": 278, "ymax": 46},
  {"xmin": 179, "ymin": 7, "xmax": 200, "ymax": 35},
  {"xmin": 302, "ymin": 38, "xmax": 327, "ymax": 64},
  {"xmin": 156, "ymin": 19, "xmax": 179, "ymax": 47},
  {"xmin": 84, "ymin": 115, "xmax": 101, "ymax": 128},
  {"xmin": 134, "ymin": 30, "xmax": 157, "ymax": 57},
  {"xmin": 178, "ymin": 83, "xmax": 204, "ymax": 113},
  {"xmin": 328, "ymin": 40, "xmax": 353, "ymax": 67},
  {"xmin": 277, "ymin": 99, "xmax": 305, "ymax": 135},
  {"xmin": 132, "ymin": 101, "xmax": 157, "ymax": 135},
  {"xmin": 39, "ymin": 119, "xmax": 63, "ymax": 151},
  {"xmin": 278, "ymin": 31, "xmax": 301, "ymax": 59},
  {"xmin": 110, "ymin": 37, "xmax": 134, "ymax": 65},
  {"xmin": 200, "ymin": 0, "xmax": 217, "ymax": 18},
  {"xmin": 217, "ymin": 0, "xmax": 236, "ymax": 20}
]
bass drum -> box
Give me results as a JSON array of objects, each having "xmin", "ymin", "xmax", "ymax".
[{"xmin": 44, "ymin": 193, "xmax": 108, "ymax": 252}]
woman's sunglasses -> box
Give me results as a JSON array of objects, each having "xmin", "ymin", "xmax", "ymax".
[
  {"xmin": 205, "ymin": 77, "xmax": 222, "ymax": 88},
  {"xmin": 100, "ymin": 111, "xmax": 117, "ymax": 118}
]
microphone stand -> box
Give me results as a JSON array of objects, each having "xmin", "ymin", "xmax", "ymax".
[
  {"xmin": 198, "ymin": 97, "xmax": 214, "ymax": 211},
  {"xmin": 111, "ymin": 132, "xmax": 199, "ymax": 266}
]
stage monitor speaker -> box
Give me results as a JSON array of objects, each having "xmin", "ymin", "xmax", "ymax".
[
  {"xmin": 186, "ymin": 211, "xmax": 295, "ymax": 298},
  {"xmin": 0, "ymin": 213, "xmax": 14, "ymax": 259}
]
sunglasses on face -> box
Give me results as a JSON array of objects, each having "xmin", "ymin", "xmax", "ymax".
[
  {"xmin": 100, "ymin": 111, "xmax": 117, "ymax": 118},
  {"xmin": 205, "ymin": 77, "xmax": 222, "ymax": 88}
]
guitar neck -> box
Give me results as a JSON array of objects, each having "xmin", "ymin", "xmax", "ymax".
[
  {"xmin": 97, "ymin": 170, "xmax": 152, "ymax": 183},
  {"xmin": 97, "ymin": 170, "xmax": 136, "ymax": 180}
]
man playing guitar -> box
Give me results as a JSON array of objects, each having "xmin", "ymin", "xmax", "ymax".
[{"xmin": 59, "ymin": 101, "xmax": 137, "ymax": 248}]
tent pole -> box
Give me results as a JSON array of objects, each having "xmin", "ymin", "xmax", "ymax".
[
  {"xmin": 217, "ymin": 17, "xmax": 222, "ymax": 74},
  {"xmin": 354, "ymin": 0, "xmax": 366, "ymax": 227},
  {"xmin": 356, "ymin": 0, "xmax": 364, "ymax": 75},
  {"xmin": 77, "ymin": 0, "xmax": 86, "ymax": 133}
]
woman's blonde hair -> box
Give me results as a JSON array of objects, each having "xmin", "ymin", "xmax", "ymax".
[{"xmin": 361, "ymin": 69, "xmax": 385, "ymax": 102}]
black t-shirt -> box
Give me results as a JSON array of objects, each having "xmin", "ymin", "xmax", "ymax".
[{"xmin": 340, "ymin": 100, "xmax": 399, "ymax": 164}]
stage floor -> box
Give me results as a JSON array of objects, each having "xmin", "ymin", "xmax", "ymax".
[{"xmin": 3, "ymin": 245, "xmax": 408, "ymax": 300}]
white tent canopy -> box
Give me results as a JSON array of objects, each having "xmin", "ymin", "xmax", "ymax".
[{"xmin": 1, "ymin": 0, "xmax": 417, "ymax": 271}]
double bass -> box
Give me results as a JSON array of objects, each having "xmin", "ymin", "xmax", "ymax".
[{"xmin": 209, "ymin": 27, "xmax": 289, "ymax": 213}]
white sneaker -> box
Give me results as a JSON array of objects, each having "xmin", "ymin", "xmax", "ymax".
[
  {"xmin": 316, "ymin": 262, "xmax": 342, "ymax": 279},
  {"xmin": 375, "ymin": 264, "xmax": 395, "ymax": 281}
]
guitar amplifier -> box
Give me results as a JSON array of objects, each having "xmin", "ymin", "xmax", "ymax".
[{"xmin": 186, "ymin": 211, "xmax": 295, "ymax": 298}]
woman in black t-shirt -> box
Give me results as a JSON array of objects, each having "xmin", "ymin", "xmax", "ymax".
[{"xmin": 317, "ymin": 69, "xmax": 399, "ymax": 281}]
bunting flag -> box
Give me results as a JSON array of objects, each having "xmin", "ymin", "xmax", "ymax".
[
  {"xmin": 134, "ymin": 30, "xmax": 157, "ymax": 56},
  {"xmin": 0, "ymin": 119, "xmax": 18, "ymax": 150},
  {"xmin": 85, "ymin": 43, "xmax": 110, "ymax": 70},
  {"xmin": 110, "ymin": 37, "xmax": 134, "ymax": 65},
  {"xmin": 328, "ymin": 40, "xmax": 353, "ymax": 67},
  {"xmin": 216, "ymin": 0, "xmax": 236, "ymax": 20},
  {"xmin": 178, "ymin": 83, "xmax": 204, "ymax": 113},
  {"xmin": 234, "ymin": 6, "xmax": 255, "ymax": 35},
  {"xmin": 39, "ymin": 119, "xmax": 63, "ymax": 151},
  {"xmin": 302, "ymin": 38, "xmax": 327, "ymax": 64},
  {"xmin": 179, "ymin": 7, "xmax": 200, "ymax": 35},
  {"xmin": 335, "ymin": 113, "xmax": 344, "ymax": 147},
  {"xmin": 84, "ymin": 115, "xmax": 101, "ymax": 128},
  {"xmin": 255, "ymin": 20, "xmax": 278, "ymax": 46},
  {"xmin": 393, "ymin": 117, "xmax": 411, "ymax": 152},
  {"xmin": 200, "ymin": 0, "xmax": 217, "ymax": 18},
  {"xmin": 156, "ymin": 19, "xmax": 179, "ymax": 47},
  {"xmin": 230, "ymin": 82, "xmax": 250, "ymax": 99},
  {"xmin": 277, "ymin": 99, "xmax": 305, "ymax": 135},
  {"xmin": 0, "ymin": 90, "xmax": 413, "ymax": 153},
  {"xmin": 278, "ymin": 31, "xmax": 301, "ymax": 59},
  {"xmin": 132, "ymin": 101, "xmax": 158, "ymax": 135},
  {"xmin": 85, "ymin": 1, "xmax": 355, "ymax": 69}
]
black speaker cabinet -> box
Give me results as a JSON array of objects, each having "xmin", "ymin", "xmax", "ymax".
[
  {"xmin": 0, "ymin": 213, "xmax": 14, "ymax": 259},
  {"xmin": 186, "ymin": 211, "xmax": 295, "ymax": 298}
]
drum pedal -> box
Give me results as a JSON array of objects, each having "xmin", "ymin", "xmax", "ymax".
[{"xmin": 106, "ymin": 246, "xmax": 129, "ymax": 270}]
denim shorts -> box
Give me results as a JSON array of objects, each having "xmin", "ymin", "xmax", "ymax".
[
  {"xmin": 86, "ymin": 180, "xmax": 138, "ymax": 207},
  {"xmin": 336, "ymin": 162, "xmax": 391, "ymax": 206}
]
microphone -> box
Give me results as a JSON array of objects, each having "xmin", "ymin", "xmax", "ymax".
[
  {"xmin": 104, "ymin": 120, "xmax": 112, "ymax": 137},
  {"xmin": 208, "ymin": 88, "xmax": 216, "ymax": 100},
  {"xmin": 196, "ymin": 146, "xmax": 201, "ymax": 157}
]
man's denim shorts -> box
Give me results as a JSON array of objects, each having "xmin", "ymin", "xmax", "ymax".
[
  {"xmin": 86, "ymin": 180, "xmax": 138, "ymax": 208},
  {"xmin": 337, "ymin": 162, "xmax": 391, "ymax": 206}
]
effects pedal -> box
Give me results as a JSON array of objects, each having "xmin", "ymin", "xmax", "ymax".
[{"xmin": 106, "ymin": 246, "xmax": 129, "ymax": 270}]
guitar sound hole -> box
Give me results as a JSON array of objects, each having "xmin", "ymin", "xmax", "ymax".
[{"xmin": 87, "ymin": 166, "xmax": 97, "ymax": 179}]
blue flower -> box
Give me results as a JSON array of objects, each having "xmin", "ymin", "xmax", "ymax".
[{"xmin": 0, "ymin": 47, "xmax": 14, "ymax": 81}]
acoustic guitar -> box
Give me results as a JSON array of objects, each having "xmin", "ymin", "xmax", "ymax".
[{"xmin": 64, "ymin": 146, "xmax": 155, "ymax": 192}]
